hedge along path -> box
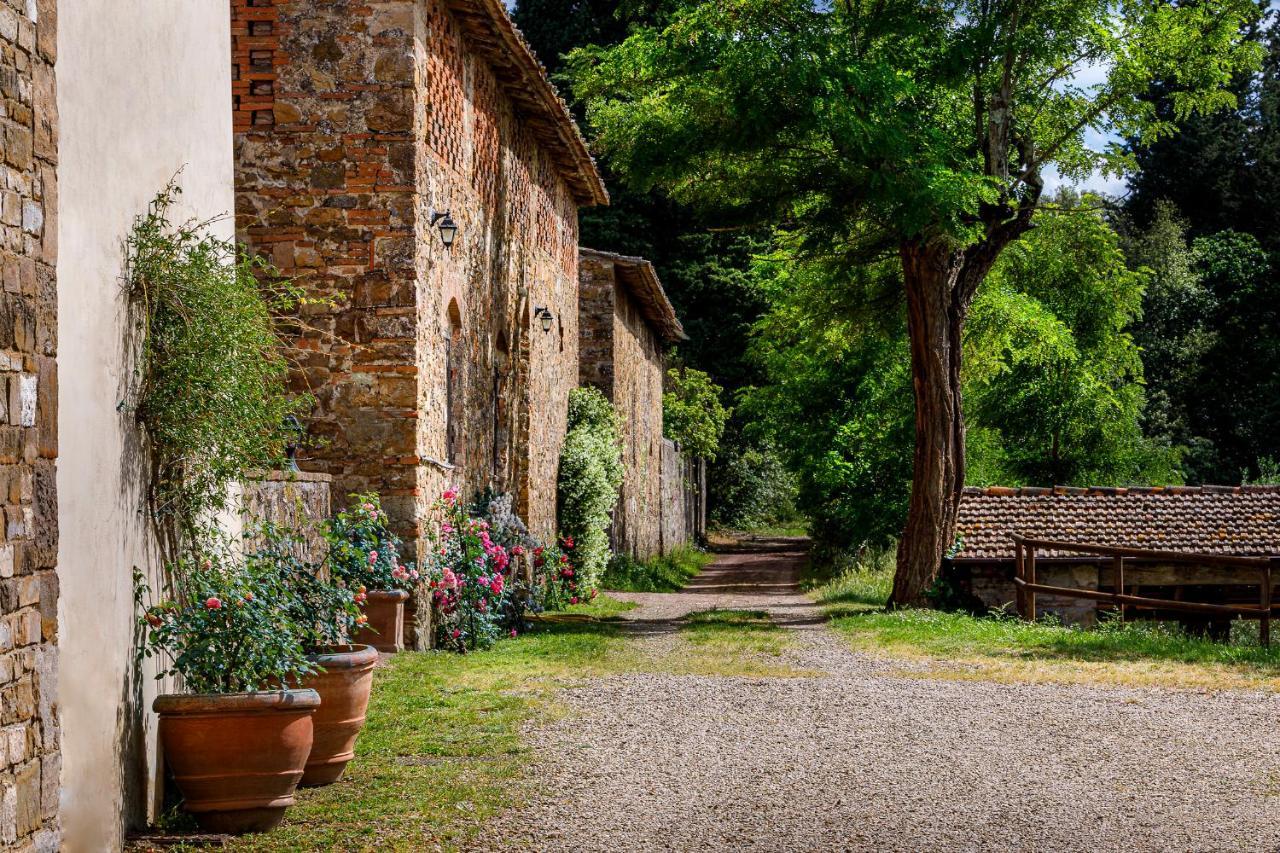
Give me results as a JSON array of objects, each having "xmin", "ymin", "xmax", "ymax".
[{"xmin": 476, "ymin": 538, "xmax": 1280, "ymax": 853}]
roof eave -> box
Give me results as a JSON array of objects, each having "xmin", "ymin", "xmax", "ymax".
[{"xmin": 445, "ymin": 0, "xmax": 609, "ymax": 207}]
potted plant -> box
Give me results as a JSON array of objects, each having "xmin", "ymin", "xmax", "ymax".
[
  {"xmin": 249, "ymin": 523, "xmax": 379, "ymax": 787},
  {"xmin": 136, "ymin": 549, "xmax": 319, "ymax": 834},
  {"xmin": 327, "ymin": 494, "xmax": 418, "ymax": 652}
]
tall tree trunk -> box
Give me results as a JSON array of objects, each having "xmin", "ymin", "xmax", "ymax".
[{"xmin": 892, "ymin": 243, "xmax": 969, "ymax": 607}]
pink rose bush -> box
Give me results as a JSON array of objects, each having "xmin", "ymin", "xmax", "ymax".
[
  {"xmin": 424, "ymin": 488, "xmax": 516, "ymax": 651},
  {"xmin": 325, "ymin": 493, "xmax": 417, "ymax": 594}
]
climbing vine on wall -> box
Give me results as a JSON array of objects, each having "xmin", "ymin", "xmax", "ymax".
[{"xmin": 126, "ymin": 181, "xmax": 306, "ymax": 553}]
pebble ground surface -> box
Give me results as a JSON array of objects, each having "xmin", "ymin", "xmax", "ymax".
[{"xmin": 475, "ymin": 539, "xmax": 1280, "ymax": 852}]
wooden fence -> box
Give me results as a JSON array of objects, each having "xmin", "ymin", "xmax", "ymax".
[{"xmin": 1011, "ymin": 535, "xmax": 1276, "ymax": 646}]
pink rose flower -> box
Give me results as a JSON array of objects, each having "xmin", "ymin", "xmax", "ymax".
[{"xmin": 205, "ymin": 597, "xmax": 222, "ymax": 610}]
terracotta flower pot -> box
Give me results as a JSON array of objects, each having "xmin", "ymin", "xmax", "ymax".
[
  {"xmin": 299, "ymin": 644, "xmax": 378, "ymax": 786},
  {"xmin": 353, "ymin": 588, "xmax": 409, "ymax": 653},
  {"xmin": 154, "ymin": 689, "xmax": 320, "ymax": 834}
]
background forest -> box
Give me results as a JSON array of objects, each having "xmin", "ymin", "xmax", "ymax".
[{"xmin": 514, "ymin": 0, "xmax": 1280, "ymax": 554}]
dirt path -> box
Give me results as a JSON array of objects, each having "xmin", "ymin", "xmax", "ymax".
[{"xmin": 477, "ymin": 540, "xmax": 1280, "ymax": 852}]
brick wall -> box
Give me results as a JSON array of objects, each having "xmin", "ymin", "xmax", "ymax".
[
  {"xmin": 233, "ymin": 0, "xmax": 584, "ymax": 552},
  {"xmin": 0, "ymin": 0, "xmax": 59, "ymax": 847}
]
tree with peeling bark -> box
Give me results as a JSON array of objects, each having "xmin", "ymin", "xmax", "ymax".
[{"xmin": 566, "ymin": 0, "xmax": 1262, "ymax": 605}]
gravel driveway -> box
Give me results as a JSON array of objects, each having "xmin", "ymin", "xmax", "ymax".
[{"xmin": 476, "ymin": 540, "xmax": 1280, "ymax": 852}]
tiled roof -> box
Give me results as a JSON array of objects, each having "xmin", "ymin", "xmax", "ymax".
[
  {"xmin": 580, "ymin": 248, "xmax": 688, "ymax": 343},
  {"xmin": 445, "ymin": 0, "xmax": 609, "ymax": 206},
  {"xmin": 955, "ymin": 486, "xmax": 1280, "ymax": 560}
]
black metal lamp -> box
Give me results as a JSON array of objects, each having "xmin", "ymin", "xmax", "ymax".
[
  {"xmin": 534, "ymin": 307, "xmax": 554, "ymax": 333},
  {"xmin": 430, "ymin": 210, "xmax": 458, "ymax": 248},
  {"xmin": 282, "ymin": 414, "xmax": 305, "ymax": 472}
]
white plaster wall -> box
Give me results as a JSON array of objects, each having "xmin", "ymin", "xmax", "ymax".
[{"xmin": 56, "ymin": 3, "xmax": 234, "ymax": 848}]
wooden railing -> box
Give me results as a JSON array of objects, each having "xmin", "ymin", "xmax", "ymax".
[{"xmin": 1011, "ymin": 535, "xmax": 1276, "ymax": 646}]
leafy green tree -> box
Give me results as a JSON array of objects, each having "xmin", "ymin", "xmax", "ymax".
[
  {"xmin": 663, "ymin": 367, "xmax": 729, "ymax": 459},
  {"xmin": 1120, "ymin": 202, "xmax": 1217, "ymax": 476},
  {"xmin": 1185, "ymin": 231, "xmax": 1280, "ymax": 481},
  {"xmin": 568, "ymin": 0, "xmax": 1261, "ymax": 603},
  {"xmin": 966, "ymin": 198, "xmax": 1179, "ymax": 486},
  {"xmin": 749, "ymin": 205, "xmax": 1170, "ymax": 555}
]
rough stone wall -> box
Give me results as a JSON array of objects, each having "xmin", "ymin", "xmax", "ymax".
[
  {"xmin": 609, "ymin": 280, "xmax": 664, "ymax": 558},
  {"xmin": 953, "ymin": 561, "xmax": 1099, "ymax": 625},
  {"xmin": 239, "ymin": 472, "xmax": 332, "ymax": 562},
  {"xmin": 578, "ymin": 256, "xmax": 668, "ymax": 558},
  {"xmin": 234, "ymin": 0, "xmax": 581, "ymax": 551},
  {"xmin": 414, "ymin": 0, "xmax": 580, "ymax": 541},
  {"xmin": 0, "ymin": 0, "xmax": 58, "ymax": 847},
  {"xmin": 577, "ymin": 253, "xmax": 615, "ymax": 397}
]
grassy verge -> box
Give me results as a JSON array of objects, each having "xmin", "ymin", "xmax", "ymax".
[
  {"xmin": 650, "ymin": 609, "xmax": 817, "ymax": 677},
  {"xmin": 226, "ymin": 608, "xmax": 632, "ymax": 853},
  {"xmin": 810, "ymin": 546, "xmax": 1280, "ymax": 690},
  {"xmin": 599, "ymin": 545, "xmax": 714, "ymax": 592},
  {"xmin": 210, "ymin": 596, "xmax": 809, "ymax": 851}
]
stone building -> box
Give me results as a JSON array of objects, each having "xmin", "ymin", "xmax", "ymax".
[
  {"xmin": 948, "ymin": 485, "xmax": 1280, "ymax": 626},
  {"xmin": 0, "ymin": 0, "xmax": 59, "ymax": 848},
  {"xmin": 578, "ymin": 249, "xmax": 688, "ymax": 559},
  {"xmin": 231, "ymin": 0, "xmax": 607, "ymax": 547}
]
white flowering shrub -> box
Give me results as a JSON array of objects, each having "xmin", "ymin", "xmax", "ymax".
[{"xmin": 556, "ymin": 388, "xmax": 623, "ymax": 589}]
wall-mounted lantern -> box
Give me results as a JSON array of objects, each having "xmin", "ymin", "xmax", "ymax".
[
  {"xmin": 430, "ymin": 210, "xmax": 458, "ymax": 248},
  {"xmin": 282, "ymin": 413, "xmax": 305, "ymax": 472},
  {"xmin": 534, "ymin": 307, "xmax": 555, "ymax": 333}
]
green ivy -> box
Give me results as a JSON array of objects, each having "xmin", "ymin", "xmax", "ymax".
[
  {"xmin": 557, "ymin": 388, "xmax": 623, "ymax": 588},
  {"xmin": 126, "ymin": 181, "xmax": 307, "ymax": 551}
]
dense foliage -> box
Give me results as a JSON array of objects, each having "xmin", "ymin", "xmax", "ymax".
[
  {"xmin": 566, "ymin": 0, "xmax": 1261, "ymax": 602},
  {"xmin": 126, "ymin": 182, "xmax": 305, "ymax": 550},
  {"xmin": 135, "ymin": 544, "xmax": 316, "ymax": 693},
  {"xmin": 247, "ymin": 522, "xmax": 362, "ymax": 650},
  {"xmin": 557, "ymin": 388, "xmax": 624, "ymax": 588},
  {"xmin": 1122, "ymin": 21, "xmax": 1280, "ymax": 483},
  {"xmin": 662, "ymin": 367, "xmax": 728, "ymax": 460},
  {"xmin": 326, "ymin": 494, "xmax": 418, "ymax": 593}
]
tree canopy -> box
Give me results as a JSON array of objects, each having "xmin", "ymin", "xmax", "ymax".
[{"xmin": 568, "ymin": 0, "xmax": 1262, "ymax": 603}]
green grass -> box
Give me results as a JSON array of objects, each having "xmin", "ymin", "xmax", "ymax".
[
  {"xmin": 810, "ymin": 545, "xmax": 1280, "ymax": 690},
  {"xmin": 651, "ymin": 608, "xmax": 817, "ymax": 678},
  {"xmin": 681, "ymin": 609, "xmax": 789, "ymax": 658},
  {"xmin": 599, "ymin": 545, "xmax": 714, "ymax": 592},
  {"xmin": 229, "ymin": 618, "xmax": 632, "ymax": 852}
]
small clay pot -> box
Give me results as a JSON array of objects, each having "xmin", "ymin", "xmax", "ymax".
[
  {"xmin": 299, "ymin": 644, "xmax": 378, "ymax": 786},
  {"xmin": 352, "ymin": 589, "xmax": 409, "ymax": 653},
  {"xmin": 154, "ymin": 689, "xmax": 319, "ymax": 834}
]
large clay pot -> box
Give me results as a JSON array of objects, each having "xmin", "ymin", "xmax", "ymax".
[
  {"xmin": 352, "ymin": 588, "xmax": 409, "ymax": 652},
  {"xmin": 299, "ymin": 644, "xmax": 378, "ymax": 786},
  {"xmin": 154, "ymin": 689, "xmax": 319, "ymax": 834}
]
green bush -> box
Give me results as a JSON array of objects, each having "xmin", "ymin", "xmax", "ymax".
[
  {"xmin": 557, "ymin": 388, "xmax": 623, "ymax": 589},
  {"xmin": 126, "ymin": 180, "xmax": 305, "ymax": 549},
  {"xmin": 663, "ymin": 367, "xmax": 729, "ymax": 460}
]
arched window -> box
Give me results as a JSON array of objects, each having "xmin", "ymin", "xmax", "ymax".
[{"xmin": 446, "ymin": 300, "xmax": 464, "ymax": 465}]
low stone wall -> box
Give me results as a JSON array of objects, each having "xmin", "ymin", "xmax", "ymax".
[
  {"xmin": 948, "ymin": 560, "xmax": 1100, "ymax": 626},
  {"xmin": 239, "ymin": 471, "xmax": 333, "ymax": 563}
]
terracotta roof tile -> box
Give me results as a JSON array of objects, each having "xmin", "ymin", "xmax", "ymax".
[{"xmin": 955, "ymin": 486, "xmax": 1280, "ymax": 560}]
